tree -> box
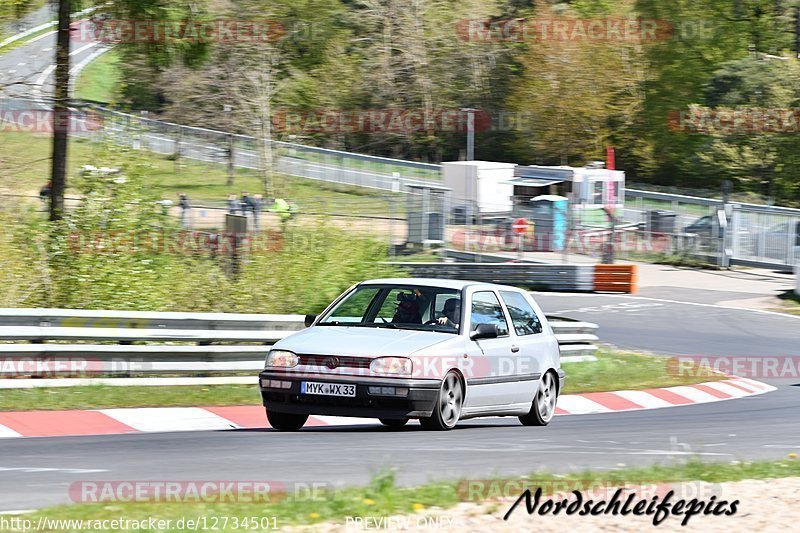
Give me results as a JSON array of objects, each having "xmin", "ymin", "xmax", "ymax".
[
  {"xmin": 49, "ymin": 0, "xmax": 71, "ymax": 221},
  {"xmin": 695, "ymin": 56, "xmax": 800, "ymax": 202}
]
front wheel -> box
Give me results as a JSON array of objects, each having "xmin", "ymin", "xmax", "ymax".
[
  {"xmin": 419, "ymin": 371, "xmax": 463, "ymax": 431},
  {"xmin": 266, "ymin": 409, "xmax": 308, "ymax": 431},
  {"xmin": 519, "ymin": 371, "xmax": 557, "ymax": 426}
]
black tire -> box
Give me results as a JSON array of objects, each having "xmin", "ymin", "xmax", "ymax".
[
  {"xmin": 266, "ymin": 409, "xmax": 308, "ymax": 431},
  {"xmin": 419, "ymin": 371, "xmax": 463, "ymax": 431},
  {"xmin": 379, "ymin": 418, "xmax": 409, "ymax": 428},
  {"xmin": 519, "ymin": 371, "xmax": 558, "ymax": 427}
]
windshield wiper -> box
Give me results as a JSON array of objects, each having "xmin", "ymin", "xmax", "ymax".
[{"xmin": 375, "ymin": 316, "xmax": 398, "ymax": 328}]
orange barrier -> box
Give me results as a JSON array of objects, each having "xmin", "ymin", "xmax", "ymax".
[{"xmin": 593, "ymin": 264, "xmax": 638, "ymax": 293}]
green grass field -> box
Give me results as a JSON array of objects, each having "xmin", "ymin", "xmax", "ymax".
[
  {"xmin": 74, "ymin": 50, "xmax": 122, "ymax": 103},
  {"xmin": 0, "ymin": 130, "xmax": 398, "ymax": 214}
]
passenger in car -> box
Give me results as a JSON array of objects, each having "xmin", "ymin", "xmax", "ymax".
[
  {"xmin": 436, "ymin": 298, "xmax": 461, "ymax": 328},
  {"xmin": 392, "ymin": 300, "xmax": 422, "ymax": 324}
]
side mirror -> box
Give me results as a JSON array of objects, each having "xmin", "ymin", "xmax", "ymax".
[
  {"xmin": 304, "ymin": 314, "xmax": 317, "ymax": 328},
  {"xmin": 470, "ymin": 323, "xmax": 498, "ymax": 340}
]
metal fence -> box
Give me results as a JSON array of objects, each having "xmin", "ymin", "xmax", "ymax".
[
  {"xmin": 93, "ymin": 105, "xmax": 443, "ymax": 192},
  {"xmin": 624, "ymin": 189, "xmax": 800, "ymax": 268}
]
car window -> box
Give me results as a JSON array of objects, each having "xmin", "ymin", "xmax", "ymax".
[
  {"xmin": 470, "ymin": 291, "xmax": 509, "ymax": 337},
  {"xmin": 323, "ymin": 287, "xmax": 380, "ymax": 323},
  {"xmin": 499, "ymin": 291, "xmax": 542, "ymax": 335},
  {"xmin": 374, "ymin": 288, "xmax": 422, "ymax": 324}
]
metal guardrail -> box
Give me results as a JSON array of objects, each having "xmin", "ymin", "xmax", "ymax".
[
  {"xmin": 390, "ymin": 263, "xmax": 596, "ymax": 292},
  {"xmin": 388, "ymin": 260, "xmax": 637, "ymax": 293},
  {"xmin": 0, "ymin": 309, "xmax": 598, "ymax": 375}
]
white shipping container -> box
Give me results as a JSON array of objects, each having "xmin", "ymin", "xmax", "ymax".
[{"xmin": 441, "ymin": 161, "xmax": 515, "ymax": 214}]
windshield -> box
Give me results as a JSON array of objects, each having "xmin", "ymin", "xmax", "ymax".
[{"xmin": 318, "ymin": 285, "xmax": 462, "ymax": 334}]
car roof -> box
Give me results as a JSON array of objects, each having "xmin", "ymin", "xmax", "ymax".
[{"xmin": 360, "ymin": 278, "xmax": 520, "ymax": 291}]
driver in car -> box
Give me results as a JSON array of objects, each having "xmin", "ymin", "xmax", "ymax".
[{"xmin": 436, "ymin": 298, "xmax": 461, "ymax": 329}]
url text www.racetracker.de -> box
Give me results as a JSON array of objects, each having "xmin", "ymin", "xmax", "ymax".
[{"xmin": 0, "ymin": 516, "xmax": 280, "ymax": 531}]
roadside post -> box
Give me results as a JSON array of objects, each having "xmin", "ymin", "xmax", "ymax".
[
  {"xmin": 390, "ymin": 172, "xmax": 400, "ymax": 258},
  {"xmin": 513, "ymin": 217, "xmax": 528, "ymax": 260},
  {"xmin": 225, "ymin": 214, "xmax": 247, "ymax": 278}
]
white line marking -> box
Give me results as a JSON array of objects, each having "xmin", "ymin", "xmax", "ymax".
[
  {"xmin": 0, "ymin": 424, "xmax": 22, "ymax": 438},
  {"xmin": 312, "ymin": 416, "xmax": 380, "ymax": 427},
  {"xmin": 25, "ymin": 30, "xmax": 56, "ymax": 45},
  {"xmin": 613, "ymin": 390, "xmax": 674, "ymax": 409},
  {"xmin": 70, "ymin": 42, "xmax": 98, "ymax": 57},
  {"xmin": 663, "ymin": 386, "xmax": 722, "ymax": 403},
  {"xmin": 701, "ymin": 381, "xmax": 752, "ymax": 398},
  {"xmin": 32, "ymin": 64, "xmax": 55, "ymax": 102},
  {"xmin": 735, "ymin": 377, "xmax": 777, "ymax": 391},
  {"xmin": 99, "ymin": 407, "xmax": 238, "ymax": 433},
  {"xmin": 557, "ymin": 395, "xmax": 612, "ymax": 414}
]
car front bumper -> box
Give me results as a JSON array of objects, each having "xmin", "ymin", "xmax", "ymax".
[{"xmin": 258, "ymin": 372, "xmax": 441, "ymax": 419}]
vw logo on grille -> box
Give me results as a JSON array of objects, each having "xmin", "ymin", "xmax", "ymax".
[{"xmin": 325, "ymin": 356, "xmax": 340, "ymax": 369}]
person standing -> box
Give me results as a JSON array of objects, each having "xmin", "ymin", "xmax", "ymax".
[
  {"xmin": 39, "ymin": 181, "xmax": 52, "ymax": 206},
  {"xmin": 241, "ymin": 191, "xmax": 254, "ymax": 213},
  {"xmin": 178, "ymin": 192, "xmax": 191, "ymax": 228},
  {"xmin": 252, "ymin": 194, "xmax": 263, "ymax": 232},
  {"xmin": 270, "ymin": 197, "xmax": 292, "ymax": 232},
  {"xmin": 227, "ymin": 193, "xmax": 240, "ymax": 215}
]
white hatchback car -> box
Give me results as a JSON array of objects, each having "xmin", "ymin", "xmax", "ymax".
[{"xmin": 259, "ymin": 279, "xmax": 563, "ymax": 431}]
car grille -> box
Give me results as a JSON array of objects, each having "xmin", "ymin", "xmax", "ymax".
[{"xmin": 297, "ymin": 354, "xmax": 371, "ymax": 369}]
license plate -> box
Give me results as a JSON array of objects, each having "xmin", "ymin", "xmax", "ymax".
[{"xmin": 300, "ymin": 381, "xmax": 356, "ymax": 397}]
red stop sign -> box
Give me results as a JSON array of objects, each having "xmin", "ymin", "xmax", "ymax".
[{"xmin": 512, "ymin": 218, "xmax": 528, "ymax": 235}]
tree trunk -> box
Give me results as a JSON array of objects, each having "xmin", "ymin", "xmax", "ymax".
[{"xmin": 49, "ymin": 0, "xmax": 71, "ymax": 222}]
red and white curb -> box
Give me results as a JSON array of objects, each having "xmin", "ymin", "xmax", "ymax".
[
  {"xmin": 555, "ymin": 376, "xmax": 775, "ymax": 415},
  {"xmin": 0, "ymin": 377, "xmax": 774, "ymax": 438}
]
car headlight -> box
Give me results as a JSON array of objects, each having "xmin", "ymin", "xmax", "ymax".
[
  {"xmin": 370, "ymin": 357, "xmax": 412, "ymax": 376},
  {"xmin": 265, "ymin": 350, "xmax": 299, "ymax": 369}
]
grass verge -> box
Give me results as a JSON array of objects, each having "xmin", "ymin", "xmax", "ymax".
[
  {"xmin": 560, "ymin": 348, "xmax": 725, "ymax": 394},
  {"xmin": 772, "ymin": 290, "xmax": 800, "ymax": 316},
  {"xmin": 19, "ymin": 459, "xmax": 800, "ymax": 530},
  {"xmin": 0, "ymin": 130, "xmax": 395, "ymax": 213},
  {"xmin": 0, "ymin": 24, "xmax": 54, "ymax": 55},
  {"xmin": 0, "ymin": 349, "xmax": 723, "ymax": 411},
  {"xmin": 74, "ymin": 49, "xmax": 121, "ymax": 103}
]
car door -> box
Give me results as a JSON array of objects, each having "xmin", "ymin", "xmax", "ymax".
[
  {"xmin": 498, "ymin": 290, "xmax": 548, "ymax": 405},
  {"xmin": 462, "ymin": 289, "xmax": 523, "ymax": 409}
]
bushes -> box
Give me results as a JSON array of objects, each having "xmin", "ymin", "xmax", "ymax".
[
  {"xmin": 0, "ymin": 212, "xmax": 401, "ymax": 313},
  {"xmin": 0, "ymin": 147, "xmax": 403, "ymax": 313}
]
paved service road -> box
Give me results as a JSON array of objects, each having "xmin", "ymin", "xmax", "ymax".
[{"xmin": 535, "ymin": 292, "xmax": 800, "ymax": 357}]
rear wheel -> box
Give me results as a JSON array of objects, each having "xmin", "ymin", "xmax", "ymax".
[
  {"xmin": 379, "ymin": 418, "xmax": 409, "ymax": 428},
  {"xmin": 519, "ymin": 371, "xmax": 557, "ymax": 426},
  {"xmin": 419, "ymin": 371, "xmax": 463, "ymax": 431},
  {"xmin": 266, "ymin": 409, "xmax": 308, "ymax": 431}
]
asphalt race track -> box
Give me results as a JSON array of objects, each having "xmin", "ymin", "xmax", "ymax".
[{"xmin": 0, "ymin": 292, "xmax": 797, "ymax": 511}]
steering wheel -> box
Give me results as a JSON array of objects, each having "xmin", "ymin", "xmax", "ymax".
[{"xmin": 423, "ymin": 319, "xmax": 439, "ymax": 325}]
